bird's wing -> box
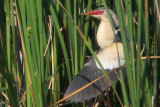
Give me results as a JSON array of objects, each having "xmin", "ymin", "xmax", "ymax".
[{"xmin": 64, "ymin": 57, "xmax": 126, "ymax": 103}]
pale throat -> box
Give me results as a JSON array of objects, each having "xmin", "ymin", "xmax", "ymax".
[{"xmin": 96, "ymin": 18, "xmax": 114, "ymax": 48}]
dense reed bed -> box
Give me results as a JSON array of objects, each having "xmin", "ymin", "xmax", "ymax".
[{"xmin": 0, "ymin": 0, "xmax": 160, "ymax": 106}]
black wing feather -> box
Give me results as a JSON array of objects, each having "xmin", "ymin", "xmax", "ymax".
[{"xmin": 64, "ymin": 57, "xmax": 126, "ymax": 103}]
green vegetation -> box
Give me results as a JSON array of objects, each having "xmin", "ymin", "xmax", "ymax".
[{"xmin": 0, "ymin": 0, "xmax": 160, "ymax": 106}]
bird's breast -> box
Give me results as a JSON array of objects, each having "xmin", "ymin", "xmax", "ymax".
[{"xmin": 96, "ymin": 43, "xmax": 125, "ymax": 70}]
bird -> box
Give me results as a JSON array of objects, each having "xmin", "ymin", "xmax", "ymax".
[{"xmin": 64, "ymin": 7, "xmax": 128, "ymax": 103}]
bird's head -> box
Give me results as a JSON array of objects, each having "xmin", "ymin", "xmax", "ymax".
[
  {"xmin": 81, "ymin": 7, "xmax": 106, "ymax": 19},
  {"xmin": 81, "ymin": 7, "xmax": 119, "ymax": 26}
]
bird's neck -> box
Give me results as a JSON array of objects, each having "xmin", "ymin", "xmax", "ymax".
[{"xmin": 97, "ymin": 18, "xmax": 114, "ymax": 48}]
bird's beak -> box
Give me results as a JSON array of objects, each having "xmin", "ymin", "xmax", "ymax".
[{"xmin": 80, "ymin": 10, "xmax": 104, "ymax": 16}]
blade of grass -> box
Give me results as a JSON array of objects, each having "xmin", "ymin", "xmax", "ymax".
[
  {"xmin": 74, "ymin": 0, "xmax": 78, "ymax": 76},
  {"xmin": 136, "ymin": 0, "xmax": 142, "ymax": 107},
  {"xmin": 5, "ymin": 0, "xmax": 19, "ymax": 106},
  {"xmin": 114, "ymin": 0, "xmax": 136, "ymax": 106},
  {"xmin": 47, "ymin": 0, "xmax": 72, "ymax": 82},
  {"xmin": 81, "ymin": 0, "xmax": 92, "ymax": 67},
  {"xmin": 36, "ymin": 0, "xmax": 44, "ymax": 106},
  {"xmin": 65, "ymin": 0, "xmax": 75, "ymax": 78},
  {"xmin": 136, "ymin": 0, "xmax": 143, "ymax": 106},
  {"xmin": 6, "ymin": 0, "xmax": 10, "ymax": 73},
  {"xmin": 143, "ymin": 1, "xmax": 152, "ymax": 106},
  {"xmin": 124, "ymin": 0, "xmax": 137, "ymax": 94}
]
